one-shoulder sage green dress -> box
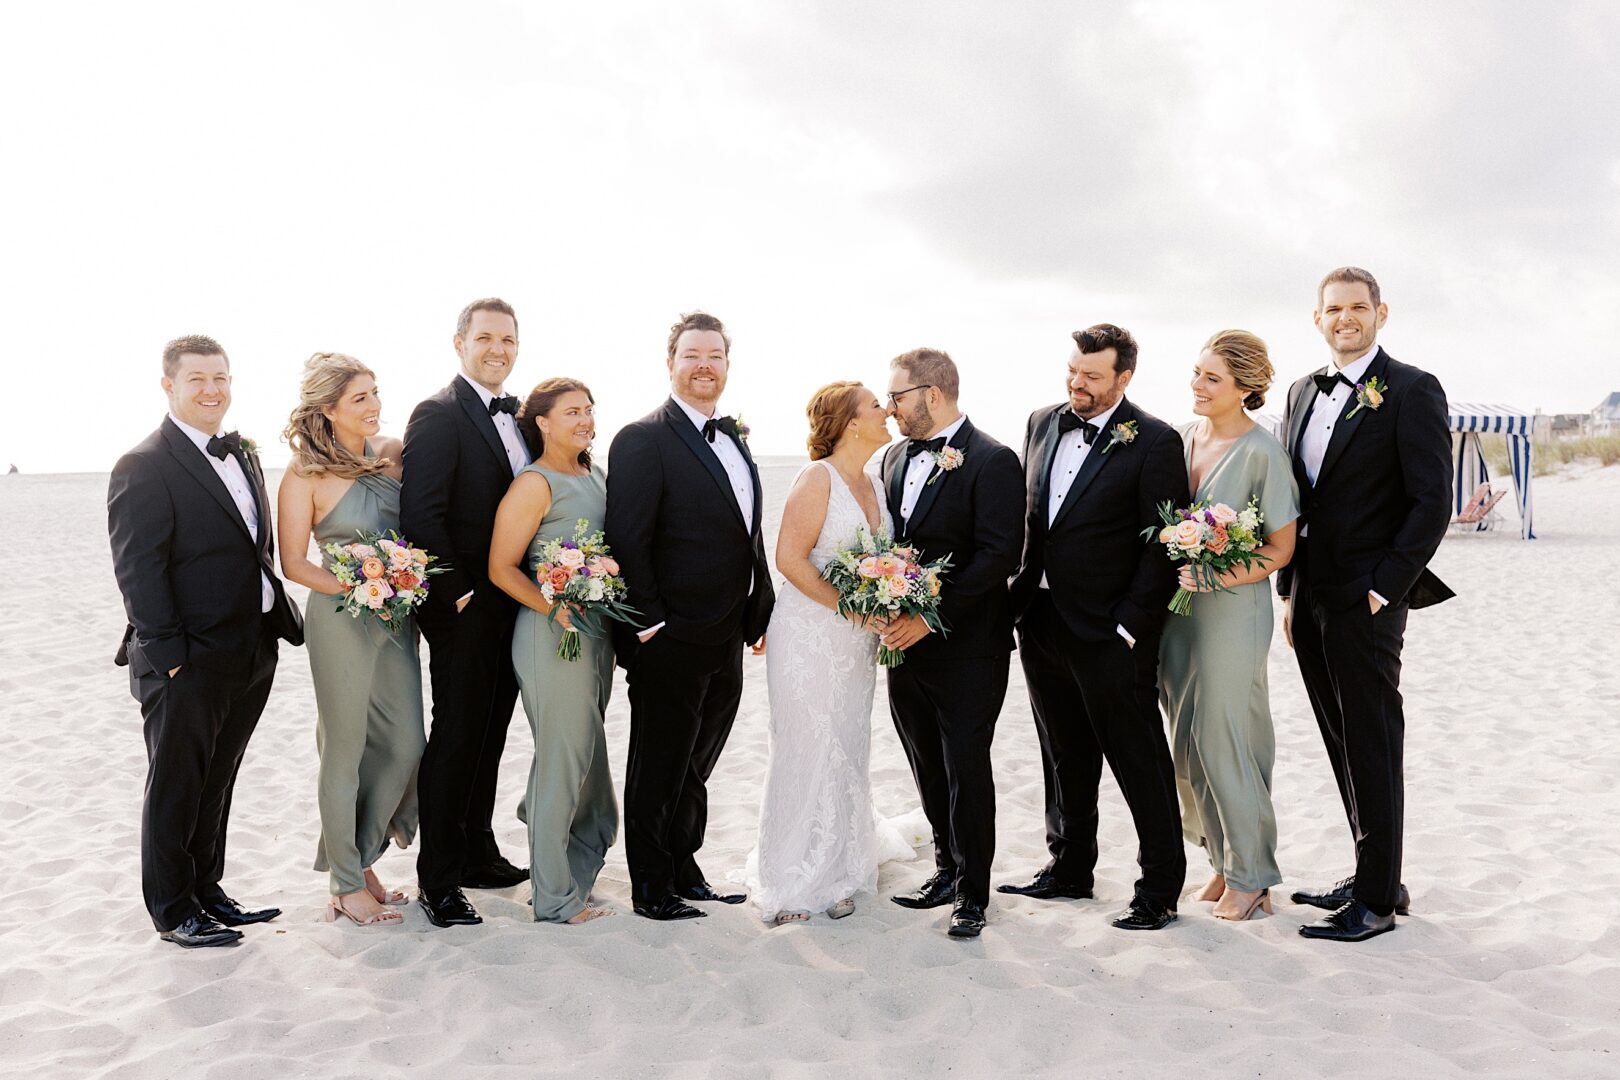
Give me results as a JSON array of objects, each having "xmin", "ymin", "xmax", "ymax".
[
  {"xmin": 511, "ymin": 462, "xmax": 619, "ymax": 922},
  {"xmin": 1158, "ymin": 424, "xmax": 1299, "ymax": 893},
  {"xmin": 306, "ymin": 470, "xmax": 426, "ymax": 896}
]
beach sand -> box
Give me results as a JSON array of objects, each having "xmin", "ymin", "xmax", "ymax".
[{"xmin": 1, "ymin": 458, "xmax": 1616, "ymax": 1078}]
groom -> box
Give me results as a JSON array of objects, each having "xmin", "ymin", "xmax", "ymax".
[
  {"xmin": 400, "ymin": 297, "xmax": 532, "ymax": 928},
  {"xmin": 879, "ymin": 348, "xmax": 1025, "ymax": 939},
  {"xmin": 607, "ymin": 311, "xmax": 775, "ymax": 921},
  {"xmin": 108, "ymin": 335, "xmax": 304, "ymax": 948},
  {"xmin": 1002, "ymin": 324, "xmax": 1188, "ymax": 930},
  {"xmin": 1280, "ymin": 267, "xmax": 1452, "ymax": 942}
]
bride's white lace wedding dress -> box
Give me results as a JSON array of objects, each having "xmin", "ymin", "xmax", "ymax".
[{"xmin": 752, "ymin": 460, "xmax": 914, "ymax": 921}]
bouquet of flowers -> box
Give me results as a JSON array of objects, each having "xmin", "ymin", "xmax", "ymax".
[
  {"xmin": 326, "ymin": 531, "xmax": 445, "ymax": 628},
  {"xmin": 532, "ymin": 519, "xmax": 640, "ymax": 661},
  {"xmin": 1143, "ymin": 497, "xmax": 1268, "ymax": 615},
  {"xmin": 821, "ymin": 526, "xmax": 952, "ymax": 667}
]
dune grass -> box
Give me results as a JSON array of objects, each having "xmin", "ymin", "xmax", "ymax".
[{"xmin": 1478, "ymin": 434, "xmax": 1620, "ymax": 476}]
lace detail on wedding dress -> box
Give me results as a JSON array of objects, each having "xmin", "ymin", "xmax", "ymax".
[{"xmin": 750, "ymin": 461, "xmax": 915, "ymax": 921}]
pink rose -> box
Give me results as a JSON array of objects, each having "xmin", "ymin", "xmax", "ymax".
[
  {"xmin": 1209, "ymin": 503, "xmax": 1238, "ymax": 526},
  {"xmin": 557, "ymin": 547, "xmax": 586, "ymax": 569},
  {"xmin": 1158, "ymin": 525, "xmax": 1176, "ymax": 544},
  {"xmin": 548, "ymin": 566, "xmax": 572, "ymax": 590},
  {"xmin": 1206, "ymin": 524, "xmax": 1230, "ymax": 555},
  {"xmin": 858, "ymin": 557, "xmax": 883, "ymax": 579},
  {"xmin": 394, "ymin": 570, "xmax": 420, "ymax": 591},
  {"xmin": 360, "ymin": 579, "xmax": 394, "ymax": 608},
  {"xmin": 388, "ymin": 545, "xmax": 414, "ymax": 569},
  {"xmin": 925, "ymin": 571, "xmax": 941, "ymax": 596},
  {"xmin": 411, "ymin": 548, "xmax": 429, "ymax": 565},
  {"xmin": 1172, "ymin": 519, "xmax": 1204, "ymax": 551},
  {"xmin": 350, "ymin": 544, "xmax": 377, "ymax": 559},
  {"xmin": 361, "ymin": 557, "xmax": 386, "ymax": 580},
  {"xmin": 886, "ymin": 575, "xmax": 910, "ymax": 598},
  {"xmin": 597, "ymin": 556, "xmax": 620, "ymax": 577}
]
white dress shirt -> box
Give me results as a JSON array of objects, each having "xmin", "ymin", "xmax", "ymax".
[
  {"xmin": 459, "ymin": 373, "xmax": 531, "ymax": 478},
  {"xmin": 1297, "ymin": 348, "xmax": 1388, "ymax": 608},
  {"xmin": 168, "ymin": 414, "xmax": 275, "ymax": 612},
  {"xmin": 899, "ymin": 414, "xmax": 967, "ymax": 524},
  {"xmin": 1033, "ymin": 401, "xmax": 1135, "ymax": 646}
]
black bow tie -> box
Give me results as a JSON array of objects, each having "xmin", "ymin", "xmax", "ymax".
[
  {"xmin": 489, "ymin": 394, "xmax": 520, "ymax": 417},
  {"xmin": 1058, "ymin": 411, "xmax": 1099, "ymax": 444},
  {"xmin": 206, "ymin": 431, "xmax": 242, "ymax": 460},
  {"xmin": 906, "ymin": 436, "xmax": 947, "ymax": 459},
  {"xmin": 1313, "ymin": 372, "xmax": 1353, "ymax": 396},
  {"xmin": 703, "ymin": 415, "xmax": 739, "ymax": 443}
]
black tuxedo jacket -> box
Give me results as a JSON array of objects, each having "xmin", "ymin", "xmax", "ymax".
[
  {"xmin": 879, "ymin": 417, "xmax": 1025, "ymax": 660},
  {"xmin": 1009, "ymin": 398, "xmax": 1188, "ymax": 644},
  {"xmin": 108, "ymin": 418, "xmax": 303, "ymax": 678},
  {"xmin": 399, "ymin": 377, "xmax": 521, "ymax": 620},
  {"xmin": 1276, "ymin": 347, "xmax": 1454, "ymax": 610},
  {"xmin": 605, "ymin": 397, "xmax": 775, "ymax": 648}
]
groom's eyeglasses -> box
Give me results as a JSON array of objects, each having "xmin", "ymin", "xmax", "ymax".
[{"xmin": 887, "ymin": 384, "xmax": 932, "ymax": 407}]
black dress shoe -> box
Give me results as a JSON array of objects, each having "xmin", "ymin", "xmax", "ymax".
[
  {"xmin": 1298, "ymin": 899, "xmax": 1396, "ymax": 942},
  {"xmin": 1111, "ymin": 898, "xmax": 1178, "ymax": 931},
  {"xmin": 159, "ymin": 912, "xmax": 244, "ymax": 949},
  {"xmin": 996, "ymin": 869, "xmax": 1093, "ymax": 901},
  {"xmin": 890, "ymin": 870, "xmax": 956, "ymax": 909},
  {"xmin": 633, "ymin": 895, "xmax": 707, "ymax": 921},
  {"xmin": 1290, "ymin": 876, "xmax": 1410, "ymax": 915},
  {"xmin": 200, "ymin": 895, "xmax": 282, "ymax": 927},
  {"xmin": 461, "ymin": 856, "xmax": 530, "ymax": 890},
  {"xmin": 947, "ymin": 896, "xmax": 986, "ymax": 938},
  {"xmin": 419, "ymin": 887, "xmax": 483, "ymax": 927},
  {"xmin": 678, "ymin": 881, "xmax": 747, "ymax": 905}
]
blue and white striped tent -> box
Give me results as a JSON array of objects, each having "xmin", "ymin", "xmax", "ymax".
[
  {"xmin": 1449, "ymin": 403, "xmax": 1536, "ymax": 539},
  {"xmin": 1252, "ymin": 403, "xmax": 1537, "ymax": 539}
]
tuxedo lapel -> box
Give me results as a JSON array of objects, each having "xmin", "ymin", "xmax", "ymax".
[
  {"xmin": 905, "ymin": 418, "xmax": 973, "ymax": 532},
  {"xmin": 1288, "ymin": 376, "xmax": 1320, "ymax": 459},
  {"xmin": 160, "ymin": 420, "xmax": 255, "ymax": 544},
  {"xmin": 453, "ymin": 378, "xmax": 510, "ymax": 474},
  {"xmin": 737, "ymin": 432, "xmax": 764, "ymax": 538},
  {"xmin": 1316, "ymin": 348, "xmax": 1389, "ymax": 486},
  {"xmin": 884, "ymin": 444, "xmax": 906, "ymax": 527},
  {"xmin": 240, "ymin": 448, "xmax": 275, "ymax": 564},
  {"xmin": 664, "ymin": 399, "xmax": 748, "ymax": 533},
  {"xmin": 1049, "ymin": 400, "xmax": 1135, "ymax": 533},
  {"xmin": 1033, "ymin": 406, "xmax": 1064, "ymax": 523}
]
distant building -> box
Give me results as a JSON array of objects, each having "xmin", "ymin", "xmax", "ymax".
[
  {"xmin": 1548, "ymin": 413, "xmax": 1589, "ymax": 438},
  {"xmin": 1593, "ymin": 392, "xmax": 1620, "ymax": 436}
]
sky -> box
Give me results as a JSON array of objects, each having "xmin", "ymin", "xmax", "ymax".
[{"xmin": 4, "ymin": 1, "xmax": 1616, "ymax": 472}]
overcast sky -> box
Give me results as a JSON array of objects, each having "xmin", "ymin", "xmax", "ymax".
[{"xmin": 4, "ymin": 1, "xmax": 1615, "ymax": 472}]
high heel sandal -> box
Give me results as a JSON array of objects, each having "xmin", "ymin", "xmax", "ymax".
[
  {"xmin": 1211, "ymin": 888, "xmax": 1271, "ymax": 922},
  {"xmin": 325, "ymin": 895, "xmax": 405, "ymax": 926}
]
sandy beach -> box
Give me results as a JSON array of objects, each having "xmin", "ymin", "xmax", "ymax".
[{"xmin": 1, "ymin": 457, "xmax": 1617, "ymax": 1079}]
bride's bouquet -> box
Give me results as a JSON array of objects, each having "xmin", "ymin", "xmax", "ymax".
[
  {"xmin": 1143, "ymin": 496, "xmax": 1268, "ymax": 615},
  {"xmin": 822, "ymin": 526, "xmax": 952, "ymax": 668},
  {"xmin": 326, "ymin": 531, "xmax": 445, "ymax": 629},
  {"xmin": 532, "ymin": 519, "xmax": 640, "ymax": 661}
]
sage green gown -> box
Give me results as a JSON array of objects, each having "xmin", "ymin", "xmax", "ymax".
[
  {"xmin": 307, "ymin": 470, "xmax": 426, "ymax": 895},
  {"xmin": 1158, "ymin": 424, "xmax": 1299, "ymax": 893},
  {"xmin": 511, "ymin": 463, "xmax": 619, "ymax": 922}
]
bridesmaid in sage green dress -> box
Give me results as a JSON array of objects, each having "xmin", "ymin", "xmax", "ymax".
[
  {"xmin": 1158, "ymin": 330, "xmax": 1299, "ymax": 923},
  {"xmin": 489, "ymin": 378, "xmax": 618, "ymax": 924},
  {"xmin": 278, "ymin": 353, "xmax": 425, "ymax": 926}
]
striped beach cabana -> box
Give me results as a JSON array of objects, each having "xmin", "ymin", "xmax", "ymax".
[{"xmin": 1449, "ymin": 403, "xmax": 1536, "ymax": 539}]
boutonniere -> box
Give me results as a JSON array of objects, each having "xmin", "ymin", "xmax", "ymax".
[
  {"xmin": 1346, "ymin": 376, "xmax": 1386, "ymax": 419},
  {"xmin": 1100, "ymin": 420, "xmax": 1137, "ymax": 455},
  {"xmin": 926, "ymin": 446, "xmax": 965, "ymax": 485},
  {"xmin": 733, "ymin": 413, "xmax": 750, "ymax": 445},
  {"xmin": 239, "ymin": 436, "xmax": 259, "ymax": 456}
]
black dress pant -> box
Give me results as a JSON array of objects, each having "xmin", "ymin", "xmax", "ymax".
[
  {"xmin": 415, "ymin": 595, "xmax": 521, "ymax": 892},
  {"xmin": 623, "ymin": 633, "xmax": 744, "ymax": 905},
  {"xmin": 887, "ymin": 653, "xmax": 1008, "ymax": 907},
  {"xmin": 1017, "ymin": 592, "xmax": 1185, "ymax": 907},
  {"xmin": 136, "ymin": 629, "xmax": 278, "ymax": 932},
  {"xmin": 1292, "ymin": 573, "xmax": 1408, "ymax": 916}
]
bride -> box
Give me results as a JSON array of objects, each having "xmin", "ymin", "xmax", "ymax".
[{"xmin": 753, "ymin": 381, "xmax": 913, "ymax": 925}]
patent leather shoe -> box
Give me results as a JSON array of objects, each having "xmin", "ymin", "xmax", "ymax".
[
  {"xmin": 200, "ymin": 895, "xmax": 281, "ymax": 926},
  {"xmin": 678, "ymin": 881, "xmax": 747, "ymax": 905},
  {"xmin": 419, "ymin": 887, "xmax": 482, "ymax": 927},
  {"xmin": 1290, "ymin": 876, "xmax": 1409, "ymax": 915},
  {"xmin": 1298, "ymin": 899, "xmax": 1395, "ymax": 942},
  {"xmin": 996, "ymin": 868, "xmax": 1093, "ymax": 901},
  {"xmin": 159, "ymin": 912, "xmax": 244, "ymax": 949},
  {"xmin": 1110, "ymin": 898, "xmax": 1178, "ymax": 931},
  {"xmin": 633, "ymin": 895, "xmax": 707, "ymax": 921},
  {"xmin": 890, "ymin": 870, "xmax": 955, "ymax": 909},
  {"xmin": 947, "ymin": 896, "xmax": 986, "ymax": 938},
  {"xmin": 461, "ymin": 856, "xmax": 530, "ymax": 890}
]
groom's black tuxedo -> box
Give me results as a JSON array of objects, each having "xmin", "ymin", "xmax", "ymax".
[
  {"xmin": 879, "ymin": 417, "xmax": 1025, "ymax": 907},
  {"xmin": 1008, "ymin": 397, "xmax": 1188, "ymax": 906},
  {"xmin": 108, "ymin": 417, "xmax": 303, "ymax": 931},
  {"xmin": 606, "ymin": 397, "xmax": 775, "ymax": 906},
  {"xmin": 1278, "ymin": 347, "xmax": 1452, "ymax": 915},
  {"xmin": 399, "ymin": 376, "xmax": 524, "ymax": 891}
]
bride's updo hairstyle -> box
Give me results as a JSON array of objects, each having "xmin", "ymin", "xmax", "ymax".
[
  {"xmin": 1202, "ymin": 329, "xmax": 1274, "ymax": 411},
  {"xmin": 805, "ymin": 381, "xmax": 864, "ymax": 461},
  {"xmin": 283, "ymin": 352, "xmax": 392, "ymax": 479},
  {"xmin": 518, "ymin": 377, "xmax": 595, "ymax": 467}
]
